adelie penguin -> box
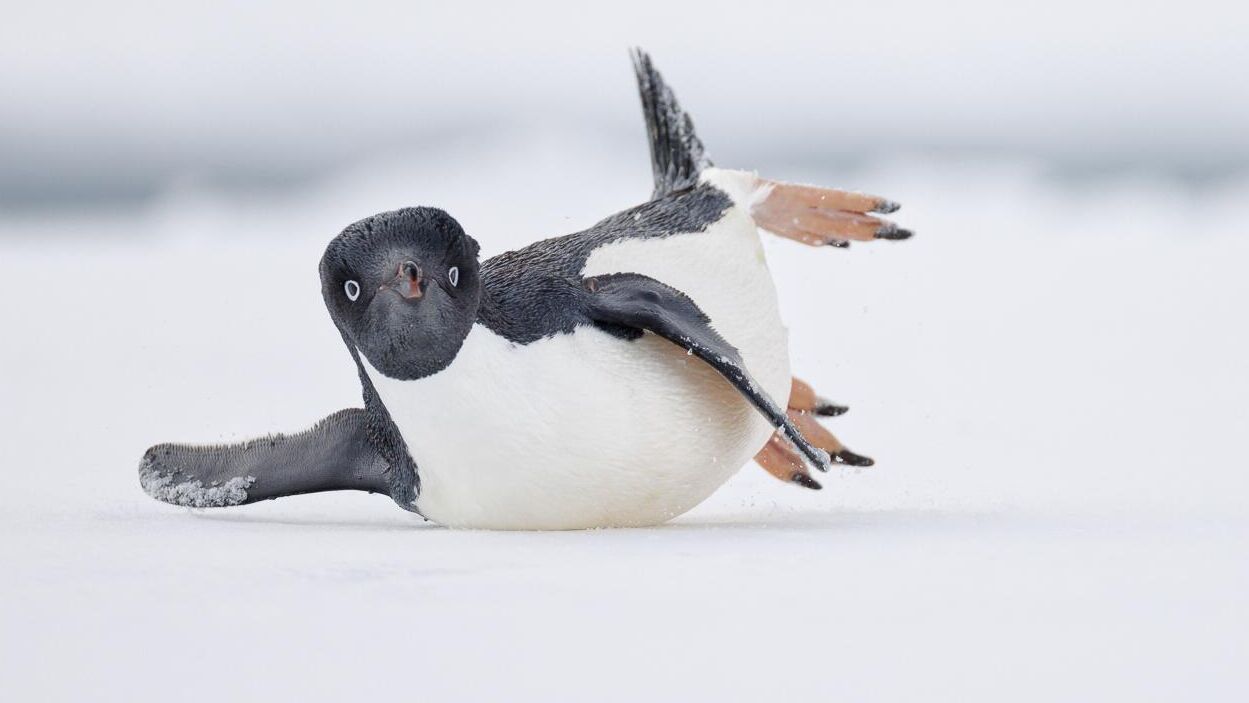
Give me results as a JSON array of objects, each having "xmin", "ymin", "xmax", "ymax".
[{"xmin": 139, "ymin": 50, "xmax": 913, "ymax": 530}]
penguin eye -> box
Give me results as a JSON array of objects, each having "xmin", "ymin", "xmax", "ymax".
[
  {"xmin": 344, "ymin": 280, "xmax": 361, "ymax": 301},
  {"xmin": 448, "ymin": 266, "xmax": 459, "ymax": 287}
]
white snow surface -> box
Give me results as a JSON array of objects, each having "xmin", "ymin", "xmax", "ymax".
[{"xmin": 2, "ymin": 135, "xmax": 1247, "ymax": 700}]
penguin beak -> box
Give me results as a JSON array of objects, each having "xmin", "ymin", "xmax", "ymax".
[{"xmin": 387, "ymin": 260, "xmax": 427, "ymax": 300}]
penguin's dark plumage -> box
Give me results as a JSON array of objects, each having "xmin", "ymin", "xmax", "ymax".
[{"xmin": 631, "ymin": 48, "xmax": 712, "ymax": 198}]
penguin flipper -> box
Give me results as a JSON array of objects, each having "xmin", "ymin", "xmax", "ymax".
[
  {"xmin": 138, "ymin": 408, "xmax": 396, "ymax": 508},
  {"xmin": 631, "ymin": 48, "xmax": 712, "ymax": 199},
  {"xmin": 583, "ymin": 272, "xmax": 832, "ymax": 472}
]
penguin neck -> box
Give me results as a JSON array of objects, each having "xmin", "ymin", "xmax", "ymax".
[
  {"xmin": 336, "ymin": 336, "xmax": 421, "ymax": 510},
  {"xmin": 359, "ymin": 322, "xmax": 493, "ymax": 387}
]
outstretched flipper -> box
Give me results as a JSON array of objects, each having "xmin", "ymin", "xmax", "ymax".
[
  {"xmin": 138, "ymin": 409, "xmax": 402, "ymax": 508},
  {"xmin": 584, "ymin": 273, "xmax": 832, "ymax": 472}
]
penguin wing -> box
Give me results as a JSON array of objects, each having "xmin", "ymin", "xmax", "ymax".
[
  {"xmin": 583, "ymin": 273, "xmax": 832, "ymax": 472},
  {"xmin": 138, "ymin": 408, "xmax": 396, "ymax": 508},
  {"xmin": 632, "ymin": 48, "xmax": 712, "ymax": 199}
]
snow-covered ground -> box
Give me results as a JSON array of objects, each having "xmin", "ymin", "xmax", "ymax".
[{"xmin": 2, "ymin": 135, "xmax": 1247, "ymax": 700}]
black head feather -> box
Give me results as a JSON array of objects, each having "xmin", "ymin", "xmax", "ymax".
[{"xmin": 320, "ymin": 207, "xmax": 482, "ymax": 379}]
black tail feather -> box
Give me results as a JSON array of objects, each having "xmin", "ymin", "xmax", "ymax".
[{"xmin": 631, "ymin": 48, "xmax": 713, "ymax": 199}]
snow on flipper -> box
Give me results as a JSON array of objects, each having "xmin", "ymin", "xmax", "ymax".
[
  {"xmin": 137, "ymin": 408, "xmax": 414, "ymax": 510},
  {"xmin": 632, "ymin": 48, "xmax": 713, "ymax": 199}
]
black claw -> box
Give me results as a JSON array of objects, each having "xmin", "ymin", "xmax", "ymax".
[
  {"xmin": 872, "ymin": 199, "xmax": 901, "ymax": 214},
  {"xmin": 833, "ymin": 449, "xmax": 875, "ymax": 467},
  {"xmin": 874, "ymin": 224, "xmax": 913, "ymax": 241},
  {"xmin": 827, "ymin": 239, "xmax": 850, "ymax": 248},
  {"xmin": 813, "ymin": 401, "xmax": 849, "ymax": 417},
  {"xmin": 792, "ymin": 473, "xmax": 823, "ymax": 490}
]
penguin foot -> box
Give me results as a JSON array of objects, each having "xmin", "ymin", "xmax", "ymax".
[
  {"xmin": 788, "ymin": 377, "xmax": 851, "ymax": 417},
  {"xmin": 755, "ymin": 377, "xmax": 874, "ymax": 487},
  {"xmin": 789, "ymin": 410, "xmax": 875, "ymax": 467},
  {"xmin": 755, "ymin": 431, "xmax": 822, "ymax": 490},
  {"xmin": 750, "ymin": 178, "xmax": 911, "ymax": 248}
]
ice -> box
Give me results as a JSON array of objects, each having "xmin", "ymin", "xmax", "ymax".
[{"xmin": 1, "ymin": 134, "xmax": 1247, "ymax": 700}]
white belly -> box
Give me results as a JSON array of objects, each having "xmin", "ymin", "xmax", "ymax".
[{"xmin": 365, "ymin": 169, "xmax": 791, "ymax": 529}]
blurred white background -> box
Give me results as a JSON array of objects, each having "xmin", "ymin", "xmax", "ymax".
[
  {"xmin": 2, "ymin": 2, "xmax": 1247, "ymax": 701},
  {"xmin": 4, "ymin": 0, "xmax": 1248, "ymax": 209}
]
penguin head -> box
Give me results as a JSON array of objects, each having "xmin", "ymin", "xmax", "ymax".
[{"xmin": 320, "ymin": 207, "xmax": 482, "ymax": 380}]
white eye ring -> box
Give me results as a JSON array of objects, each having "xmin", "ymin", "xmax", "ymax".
[
  {"xmin": 448, "ymin": 266, "xmax": 459, "ymax": 287},
  {"xmin": 344, "ymin": 280, "xmax": 360, "ymax": 301}
]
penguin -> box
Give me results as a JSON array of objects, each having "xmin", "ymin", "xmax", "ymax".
[{"xmin": 138, "ymin": 50, "xmax": 911, "ymax": 530}]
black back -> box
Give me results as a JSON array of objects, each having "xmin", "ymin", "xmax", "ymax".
[{"xmin": 478, "ymin": 184, "xmax": 731, "ymax": 344}]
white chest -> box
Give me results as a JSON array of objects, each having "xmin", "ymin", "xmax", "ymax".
[{"xmin": 365, "ymin": 170, "xmax": 790, "ymax": 529}]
